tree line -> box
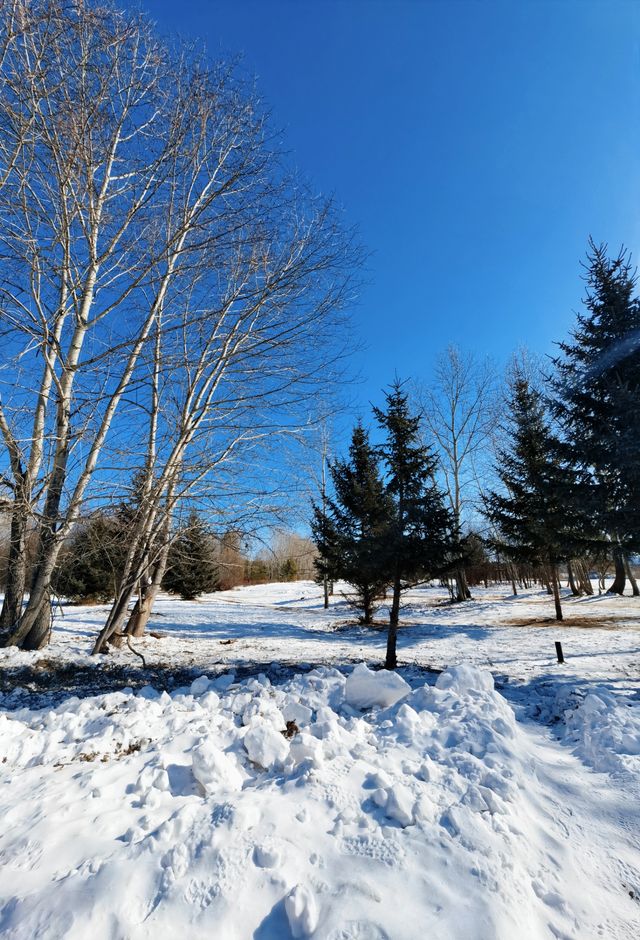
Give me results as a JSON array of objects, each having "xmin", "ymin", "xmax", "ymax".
[
  {"xmin": 313, "ymin": 239, "xmax": 640, "ymax": 665},
  {"xmin": 21, "ymin": 504, "xmax": 315, "ymax": 610}
]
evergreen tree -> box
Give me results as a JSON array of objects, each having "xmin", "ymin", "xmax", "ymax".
[
  {"xmin": 374, "ymin": 382, "xmax": 453, "ymax": 667},
  {"xmin": 550, "ymin": 240, "xmax": 640, "ymax": 594},
  {"xmin": 53, "ymin": 512, "xmax": 129, "ymax": 603},
  {"xmin": 484, "ymin": 376, "xmax": 580, "ymax": 620},
  {"xmin": 163, "ymin": 512, "xmax": 219, "ymax": 601},
  {"xmin": 312, "ymin": 421, "xmax": 392, "ymax": 625},
  {"xmin": 280, "ymin": 557, "xmax": 298, "ymax": 582}
]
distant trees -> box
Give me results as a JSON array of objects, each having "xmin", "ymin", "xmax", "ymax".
[
  {"xmin": 268, "ymin": 530, "xmax": 317, "ymax": 582},
  {"xmin": 313, "ymin": 385, "xmax": 453, "ymax": 666},
  {"xmin": 52, "ymin": 513, "xmax": 129, "ymax": 604},
  {"xmin": 550, "ymin": 240, "xmax": 640, "ymax": 596},
  {"xmin": 417, "ymin": 346, "xmax": 497, "ymax": 601},
  {"xmin": 215, "ymin": 531, "xmax": 248, "ymax": 593}
]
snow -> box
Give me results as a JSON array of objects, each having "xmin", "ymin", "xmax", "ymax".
[
  {"xmin": 285, "ymin": 884, "xmax": 319, "ymax": 938},
  {"xmin": 191, "ymin": 739, "xmax": 244, "ymax": 794},
  {"xmin": 557, "ymin": 685, "xmax": 640, "ymax": 775},
  {"xmin": 1, "ymin": 580, "xmax": 639, "ymax": 938},
  {"xmin": 243, "ymin": 717, "xmax": 290, "ymax": 769},
  {"xmin": 345, "ymin": 662, "xmax": 410, "ymax": 709}
]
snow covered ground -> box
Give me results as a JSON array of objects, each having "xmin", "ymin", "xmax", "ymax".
[{"xmin": 1, "ymin": 582, "xmax": 639, "ymax": 938}]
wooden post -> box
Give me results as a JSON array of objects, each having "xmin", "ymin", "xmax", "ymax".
[{"xmin": 555, "ymin": 641, "xmax": 564, "ymax": 664}]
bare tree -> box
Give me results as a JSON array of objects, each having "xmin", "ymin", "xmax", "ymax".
[
  {"xmin": 0, "ymin": 1, "xmax": 362, "ymax": 650},
  {"xmin": 416, "ymin": 346, "xmax": 497, "ymax": 601},
  {"xmin": 0, "ymin": 1, "xmax": 183, "ymax": 646}
]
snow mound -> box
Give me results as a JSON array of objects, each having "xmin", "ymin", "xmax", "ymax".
[
  {"xmin": 344, "ymin": 662, "xmax": 410, "ymax": 709},
  {"xmin": 243, "ymin": 717, "xmax": 289, "ymax": 769},
  {"xmin": 191, "ymin": 740, "xmax": 244, "ymax": 794},
  {"xmin": 285, "ymin": 884, "xmax": 319, "ymax": 937},
  {"xmin": 0, "ymin": 662, "xmax": 628, "ymax": 940},
  {"xmin": 189, "ymin": 674, "xmax": 211, "ymax": 696},
  {"xmin": 560, "ymin": 686, "xmax": 640, "ymax": 776},
  {"xmin": 435, "ymin": 663, "xmax": 494, "ymax": 695}
]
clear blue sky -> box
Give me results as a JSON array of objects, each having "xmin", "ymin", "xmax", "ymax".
[{"xmin": 135, "ymin": 0, "xmax": 640, "ymax": 412}]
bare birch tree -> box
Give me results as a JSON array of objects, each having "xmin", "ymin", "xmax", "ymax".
[
  {"xmin": 416, "ymin": 346, "xmax": 497, "ymax": 601},
  {"xmin": 0, "ymin": 0, "xmax": 361, "ymax": 650}
]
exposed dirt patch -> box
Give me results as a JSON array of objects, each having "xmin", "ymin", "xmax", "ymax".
[{"xmin": 502, "ymin": 616, "xmax": 640, "ymax": 630}]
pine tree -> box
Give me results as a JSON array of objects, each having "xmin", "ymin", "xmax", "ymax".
[
  {"xmin": 484, "ymin": 376, "xmax": 580, "ymax": 620},
  {"xmin": 311, "ymin": 421, "xmax": 392, "ymax": 625},
  {"xmin": 280, "ymin": 557, "xmax": 298, "ymax": 582},
  {"xmin": 163, "ymin": 512, "xmax": 219, "ymax": 601},
  {"xmin": 374, "ymin": 382, "xmax": 453, "ymax": 667},
  {"xmin": 53, "ymin": 512, "xmax": 130, "ymax": 603},
  {"xmin": 550, "ymin": 240, "xmax": 640, "ymax": 595}
]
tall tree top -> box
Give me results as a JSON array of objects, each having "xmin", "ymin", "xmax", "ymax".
[
  {"xmin": 373, "ymin": 380, "xmax": 438, "ymax": 499},
  {"xmin": 553, "ymin": 240, "xmax": 640, "ymax": 394}
]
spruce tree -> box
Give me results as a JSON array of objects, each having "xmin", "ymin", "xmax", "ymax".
[
  {"xmin": 280, "ymin": 558, "xmax": 298, "ymax": 582},
  {"xmin": 163, "ymin": 512, "xmax": 219, "ymax": 601},
  {"xmin": 374, "ymin": 382, "xmax": 453, "ymax": 667},
  {"xmin": 484, "ymin": 376, "xmax": 579, "ymax": 620},
  {"xmin": 53, "ymin": 512, "xmax": 130, "ymax": 603},
  {"xmin": 550, "ymin": 240, "xmax": 640, "ymax": 595},
  {"xmin": 311, "ymin": 421, "xmax": 392, "ymax": 625}
]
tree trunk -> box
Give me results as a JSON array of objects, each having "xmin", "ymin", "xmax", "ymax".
[
  {"xmin": 454, "ymin": 566, "xmax": 472, "ymax": 602},
  {"xmin": 323, "ymin": 574, "xmax": 329, "ymax": 609},
  {"xmin": 126, "ymin": 538, "xmax": 172, "ymax": 637},
  {"xmin": 607, "ymin": 545, "xmax": 626, "ymax": 595},
  {"xmin": 566, "ymin": 560, "xmax": 581, "ymax": 597},
  {"xmin": 623, "ymin": 552, "xmax": 639, "ymax": 597},
  {"xmin": 95, "ymin": 575, "xmax": 138, "ymax": 652},
  {"xmin": 386, "ymin": 568, "xmax": 401, "ymax": 668},
  {"xmin": 6, "ymin": 522, "xmax": 61, "ymax": 649},
  {"xmin": 385, "ymin": 620, "xmax": 398, "ymax": 670},
  {"xmin": 126, "ymin": 580, "xmax": 156, "ymax": 639},
  {"xmin": 444, "ymin": 577, "xmax": 455, "ymax": 602},
  {"xmin": 362, "ymin": 590, "xmax": 372, "ymax": 626},
  {"xmin": 21, "ymin": 587, "xmax": 52, "ymax": 650},
  {"xmin": 576, "ymin": 559, "xmax": 594, "ymax": 596},
  {"xmin": 550, "ymin": 562, "xmax": 563, "ymax": 621},
  {"xmin": 0, "ymin": 508, "xmax": 28, "ymax": 638}
]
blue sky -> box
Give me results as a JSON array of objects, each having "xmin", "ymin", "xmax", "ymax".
[{"xmin": 137, "ymin": 0, "xmax": 640, "ymax": 414}]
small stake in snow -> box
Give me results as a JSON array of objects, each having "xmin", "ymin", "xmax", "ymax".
[{"xmin": 555, "ymin": 641, "xmax": 564, "ymax": 664}]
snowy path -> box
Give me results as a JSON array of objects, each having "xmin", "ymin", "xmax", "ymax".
[{"xmin": 507, "ymin": 717, "xmax": 640, "ymax": 940}]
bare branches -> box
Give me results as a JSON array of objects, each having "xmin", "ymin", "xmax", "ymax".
[
  {"xmin": 416, "ymin": 345, "xmax": 498, "ymax": 529},
  {"xmin": 0, "ymin": 0, "xmax": 361, "ymax": 649}
]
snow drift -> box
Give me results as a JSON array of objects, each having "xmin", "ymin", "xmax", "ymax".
[{"xmin": 0, "ymin": 663, "xmax": 626, "ymax": 939}]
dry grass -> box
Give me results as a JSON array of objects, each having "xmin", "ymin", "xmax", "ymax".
[{"xmin": 502, "ymin": 615, "xmax": 640, "ymax": 630}]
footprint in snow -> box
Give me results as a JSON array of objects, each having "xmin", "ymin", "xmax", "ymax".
[{"xmin": 0, "ymin": 837, "xmax": 43, "ymax": 870}]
